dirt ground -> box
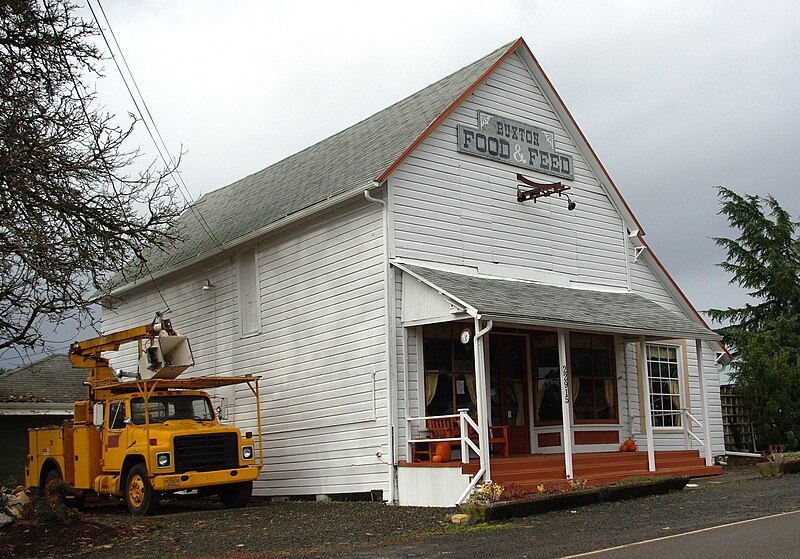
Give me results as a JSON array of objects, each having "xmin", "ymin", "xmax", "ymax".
[{"xmin": 4, "ymin": 462, "xmax": 796, "ymax": 559}]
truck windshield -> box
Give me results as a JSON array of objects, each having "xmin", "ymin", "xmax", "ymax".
[{"xmin": 130, "ymin": 395, "xmax": 215, "ymax": 424}]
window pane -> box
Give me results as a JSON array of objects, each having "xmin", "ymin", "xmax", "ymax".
[
  {"xmin": 454, "ymin": 339, "xmax": 474, "ymax": 372},
  {"xmin": 424, "ymin": 338, "xmax": 451, "ymax": 372},
  {"xmin": 427, "ymin": 374, "xmax": 454, "ymax": 416}
]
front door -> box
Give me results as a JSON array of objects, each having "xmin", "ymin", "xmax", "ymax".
[{"xmin": 489, "ymin": 333, "xmax": 531, "ymax": 455}]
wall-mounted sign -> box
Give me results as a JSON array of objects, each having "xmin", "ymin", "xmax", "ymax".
[{"xmin": 457, "ymin": 111, "xmax": 574, "ymax": 180}]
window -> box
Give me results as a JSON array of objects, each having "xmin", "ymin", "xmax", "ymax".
[
  {"xmin": 130, "ymin": 395, "xmax": 215, "ymax": 424},
  {"xmin": 647, "ymin": 345, "xmax": 682, "ymax": 427},
  {"xmin": 570, "ymin": 333, "xmax": 617, "ymax": 422},
  {"xmin": 108, "ymin": 401, "xmax": 126, "ymax": 430},
  {"xmin": 422, "ymin": 323, "xmax": 476, "ymax": 417},
  {"xmin": 238, "ymin": 248, "xmax": 260, "ymax": 335}
]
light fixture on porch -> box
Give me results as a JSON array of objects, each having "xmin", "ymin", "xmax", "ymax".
[
  {"xmin": 516, "ymin": 173, "xmax": 576, "ymax": 211},
  {"xmin": 202, "ymin": 279, "xmax": 215, "ymax": 291}
]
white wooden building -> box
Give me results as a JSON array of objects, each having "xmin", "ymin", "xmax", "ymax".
[{"xmin": 102, "ymin": 38, "xmax": 727, "ymax": 507}]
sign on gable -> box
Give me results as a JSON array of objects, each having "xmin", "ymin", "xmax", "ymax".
[{"xmin": 457, "ymin": 111, "xmax": 574, "ymax": 180}]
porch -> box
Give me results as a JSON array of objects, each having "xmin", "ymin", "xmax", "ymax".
[
  {"xmin": 396, "ymin": 450, "xmax": 722, "ymax": 506},
  {"xmin": 461, "ymin": 450, "xmax": 722, "ymax": 489}
]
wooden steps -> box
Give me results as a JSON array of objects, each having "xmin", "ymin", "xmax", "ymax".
[{"xmin": 463, "ymin": 450, "xmax": 722, "ymax": 490}]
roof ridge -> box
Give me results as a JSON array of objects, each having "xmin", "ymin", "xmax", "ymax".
[
  {"xmin": 196, "ymin": 39, "xmax": 519, "ymax": 203},
  {"xmin": 108, "ymin": 39, "xmax": 519, "ymax": 291}
]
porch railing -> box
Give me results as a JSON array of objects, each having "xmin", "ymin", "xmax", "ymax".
[
  {"xmin": 406, "ymin": 409, "xmax": 484, "ymax": 504},
  {"xmin": 681, "ymin": 408, "xmax": 706, "ymax": 449}
]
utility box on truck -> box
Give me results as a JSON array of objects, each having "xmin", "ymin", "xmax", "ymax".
[{"xmin": 24, "ymin": 317, "xmax": 263, "ymax": 515}]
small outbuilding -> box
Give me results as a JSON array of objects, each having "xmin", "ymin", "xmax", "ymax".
[
  {"xmin": 0, "ymin": 355, "xmax": 86, "ymax": 483},
  {"xmin": 101, "ymin": 38, "xmax": 727, "ymax": 506}
]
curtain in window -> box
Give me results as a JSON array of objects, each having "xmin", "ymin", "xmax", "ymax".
[
  {"xmin": 465, "ymin": 372, "xmax": 477, "ymax": 407},
  {"xmin": 670, "ymin": 379, "xmax": 681, "ymax": 423},
  {"xmin": 571, "ymin": 378, "xmax": 580, "ymax": 402},
  {"xmin": 604, "ymin": 379, "xmax": 615, "ymax": 408},
  {"xmin": 514, "ymin": 383, "xmax": 525, "ymax": 426},
  {"xmin": 425, "ymin": 373, "xmax": 439, "ymax": 407},
  {"xmin": 536, "ymin": 380, "xmax": 546, "ymax": 419}
]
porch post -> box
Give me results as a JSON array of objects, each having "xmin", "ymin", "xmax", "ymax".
[
  {"xmin": 557, "ymin": 329, "xmax": 573, "ymax": 479},
  {"xmin": 473, "ymin": 318, "xmax": 492, "ymax": 482},
  {"xmin": 639, "ymin": 336, "xmax": 656, "ymax": 472},
  {"xmin": 696, "ymin": 339, "xmax": 713, "ymax": 466}
]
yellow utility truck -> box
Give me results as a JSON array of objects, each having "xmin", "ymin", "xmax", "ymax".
[{"xmin": 24, "ymin": 317, "xmax": 263, "ymax": 515}]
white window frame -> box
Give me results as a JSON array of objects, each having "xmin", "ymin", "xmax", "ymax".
[
  {"xmin": 238, "ymin": 248, "xmax": 260, "ymax": 337},
  {"xmin": 645, "ymin": 343, "xmax": 684, "ymax": 430}
]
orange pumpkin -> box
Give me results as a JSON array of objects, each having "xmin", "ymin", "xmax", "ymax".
[
  {"xmin": 432, "ymin": 455, "xmax": 444, "ymax": 463},
  {"xmin": 434, "ymin": 442, "xmax": 452, "ymax": 462}
]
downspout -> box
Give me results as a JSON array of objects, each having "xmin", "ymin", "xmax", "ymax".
[
  {"xmin": 364, "ymin": 188, "xmax": 397, "ymax": 504},
  {"xmin": 401, "ymin": 324, "xmax": 410, "ymax": 458},
  {"xmin": 473, "ymin": 318, "xmax": 493, "ymax": 482}
]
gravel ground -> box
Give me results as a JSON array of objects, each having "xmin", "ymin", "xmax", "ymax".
[{"xmin": 4, "ymin": 464, "xmax": 799, "ymax": 559}]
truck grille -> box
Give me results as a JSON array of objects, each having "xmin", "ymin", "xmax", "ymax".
[{"xmin": 173, "ymin": 433, "xmax": 238, "ymax": 473}]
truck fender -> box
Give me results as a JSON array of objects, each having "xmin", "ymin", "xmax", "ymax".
[{"xmin": 120, "ymin": 455, "xmax": 147, "ymax": 487}]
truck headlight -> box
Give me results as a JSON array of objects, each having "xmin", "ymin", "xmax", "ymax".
[
  {"xmin": 156, "ymin": 452, "xmax": 171, "ymax": 468},
  {"xmin": 242, "ymin": 446, "xmax": 254, "ymax": 461}
]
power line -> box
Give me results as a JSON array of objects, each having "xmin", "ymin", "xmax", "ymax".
[
  {"xmin": 42, "ymin": 0, "xmax": 172, "ymax": 315},
  {"xmin": 89, "ymin": 0, "xmax": 232, "ymax": 264}
]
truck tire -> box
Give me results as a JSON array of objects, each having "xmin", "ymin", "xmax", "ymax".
[
  {"xmin": 125, "ymin": 464, "xmax": 160, "ymax": 515},
  {"xmin": 41, "ymin": 467, "xmax": 85, "ymax": 509},
  {"xmin": 218, "ymin": 481, "xmax": 252, "ymax": 508},
  {"xmin": 42, "ymin": 467, "xmax": 63, "ymax": 496}
]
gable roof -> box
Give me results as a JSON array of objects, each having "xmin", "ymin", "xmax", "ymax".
[
  {"xmin": 112, "ymin": 40, "xmax": 519, "ymax": 292},
  {"xmin": 109, "ymin": 37, "xmax": 721, "ymax": 351},
  {"xmin": 0, "ymin": 355, "xmax": 86, "ymax": 404}
]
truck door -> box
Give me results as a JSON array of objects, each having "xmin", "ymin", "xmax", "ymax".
[{"xmin": 103, "ymin": 401, "xmax": 128, "ymax": 472}]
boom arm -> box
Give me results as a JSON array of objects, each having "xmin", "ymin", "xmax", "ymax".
[{"xmin": 69, "ymin": 319, "xmax": 177, "ymax": 387}]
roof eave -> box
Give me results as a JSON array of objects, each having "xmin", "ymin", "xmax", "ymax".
[{"xmin": 106, "ymin": 182, "xmax": 381, "ymax": 297}]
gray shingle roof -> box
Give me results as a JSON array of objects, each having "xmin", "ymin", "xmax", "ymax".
[
  {"xmin": 0, "ymin": 355, "xmax": 87, "ymax": 403},
  {"xmin": 399, "ymin": 264, "xmax": 720, "ymax": 340},
  {"xmin": 113, "ymin": 40, "xmax": 518, "ymax": 290}
]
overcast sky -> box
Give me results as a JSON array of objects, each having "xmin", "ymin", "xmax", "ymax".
[{"xmin": 4, "ymin": 1, "xmax": 799, "ymax": 368}]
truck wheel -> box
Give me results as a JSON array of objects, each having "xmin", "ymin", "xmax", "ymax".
[
  {"xmin": 218, "ymin": 481, "xmax": 252, "ymax": 508},
  {"xmin": 42, "ymin": 467, "xmax": 85, "ymax": 508},
  {"xmin": 42, "ymin": 467, "xmax": 63, "ymax": 497},
  {"xmin": 125, "ymin": 464, "xmax": 160, "ymax": 515}
]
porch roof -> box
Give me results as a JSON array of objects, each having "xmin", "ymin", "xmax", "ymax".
[{"xmin": 397, "ymin": 264, "xmax": 721, "ymax": 341}]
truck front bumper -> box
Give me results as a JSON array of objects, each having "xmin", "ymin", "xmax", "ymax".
[{"xmin": 152, "ymin": 466, "xmax": 260, "ymax": 491}]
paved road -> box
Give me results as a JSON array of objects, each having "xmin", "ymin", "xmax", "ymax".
[
  {"xmin": 338, "ymin": 472, "xmax": 800, "ymax": 559},
  {"xmin": 563, "ymin": 509, "xmax": 800, "ymax": 559}
]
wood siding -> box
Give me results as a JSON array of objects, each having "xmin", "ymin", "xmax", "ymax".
[
  {"xmin": 102, "ymin": 199, "xmax": 391, "ymax": 497},
  {"xmin": 390, "ymin": 52, "xmax": 628, "ymax": 290}
]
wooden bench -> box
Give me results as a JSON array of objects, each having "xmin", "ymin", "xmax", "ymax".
[
  {"xmin": 411, "ymin": 418, "xmax": 458, "ymax": 462},
  {"xmin": 411, "ymin": 419, "xmax": 510, "ymax": 462}
]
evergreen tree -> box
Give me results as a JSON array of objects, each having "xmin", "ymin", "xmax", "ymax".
[{"xmin": 709, "ymin": 186, "xmax": 800, "ymax": 447}]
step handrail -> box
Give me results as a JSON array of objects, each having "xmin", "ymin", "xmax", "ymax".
[
  {"xmin": 407, "ymin": 409, "xmax": 485, "ymax": 504},
  {"xmin": 681, "ymin": 408, "xmax": 705, "ymax": 448}
]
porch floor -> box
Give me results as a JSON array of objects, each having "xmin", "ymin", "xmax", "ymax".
[{"xmin": 461, "ymin": 450, "xmax": 723, "ymax": 489}]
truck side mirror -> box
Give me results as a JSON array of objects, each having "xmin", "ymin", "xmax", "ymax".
[{"xmin": 93, "ymin": 402, "xmax": 104, "ymax": 430}]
